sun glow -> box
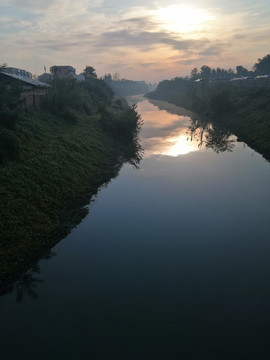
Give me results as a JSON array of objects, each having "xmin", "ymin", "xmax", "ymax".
[
  {"xmin": 162, "ymin": 134, "xmax": 197, "ymax": 156},
  {"xmin": 153, "ymin": 5, "xmax": 213, "ymax": 34},
  {"xmin": 135, "ymin": 99, "xmax": 201, "ymax": 158}
]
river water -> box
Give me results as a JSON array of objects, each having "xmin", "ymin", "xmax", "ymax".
[{"xmin": 1, "ymin": 97, "xmax": 270, "ymax": 360}]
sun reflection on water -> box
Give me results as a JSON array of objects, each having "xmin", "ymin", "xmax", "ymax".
[
  {"xmin": 135, "ymin": 99, "xmax": 200, "ymax": 157},
  {"xmin": 162, "ymin": 134, "xmax": 197, "ymax": 156}
]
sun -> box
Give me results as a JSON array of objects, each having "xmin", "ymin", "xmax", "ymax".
[
  {"xmin": 153, "ymin": 5, "xmax": 213, "ymax": 34},
  {"xmin": 162, "ymin": 134, "xmax": 198, "ymax": 157}
]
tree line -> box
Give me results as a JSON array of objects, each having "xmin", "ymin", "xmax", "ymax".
[
  {"xmin": 190, "ymin": 54, "xmax": 270, "ymax": 81},
  {"xmin": 0, "ymin": 64, "xmax": 143, "ymax": 164}
]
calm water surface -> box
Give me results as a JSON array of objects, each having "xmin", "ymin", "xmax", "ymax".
[{"xmin": 1, "ymin": 98, "xmax": 270, "ymax": 360}]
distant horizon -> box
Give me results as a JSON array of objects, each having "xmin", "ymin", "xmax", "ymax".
[{"xmin": 1, "ymin": 57, "xmax": 265, "ymax": 84}]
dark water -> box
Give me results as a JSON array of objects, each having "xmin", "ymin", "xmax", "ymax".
[{"xmin": 1, "ymin": 98, "xmax": 270, "ymax": 360}]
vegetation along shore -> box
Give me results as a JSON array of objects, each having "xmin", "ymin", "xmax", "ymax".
[
  {"xmin": 0, "ymin": 68, "xmax": 143, "ymax": 287},
  {"xmin": 145, "ymin": 55, "xmax": 270, "ymax": 161}
]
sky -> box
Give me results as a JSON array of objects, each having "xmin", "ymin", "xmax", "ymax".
[{"xmin": 0, "ymin": 0, "xmax": 270, "ymax": 82}]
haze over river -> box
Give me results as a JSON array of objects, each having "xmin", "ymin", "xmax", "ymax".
[{"xmin": 1, "ymin": 97, "xmax": 270, "ymax": 360}]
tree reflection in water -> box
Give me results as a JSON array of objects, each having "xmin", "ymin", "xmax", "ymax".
[
  {"xmin": 188, "ymin": 117, "xmax": 235, "ymax": 153},
  {"xmin": 15, "ymin": 250, "xmax": 56, "ymax": 303},
  {"xmin": 16, "ymin": 273, "xmax": 43, "ymax": 303}
]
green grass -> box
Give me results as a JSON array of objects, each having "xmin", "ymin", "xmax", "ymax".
[{"xmin": 0, "ymin": 104, "xmax": 140, "ymax": 283}]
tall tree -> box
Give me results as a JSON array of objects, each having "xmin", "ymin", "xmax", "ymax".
[
  {"xmin": 200, "ymin": 65, "xmax": 211, "ymax": 82},
  {"xmin": 104, "ymin": 73, "xmax": 112, "ymax": 82},
  {"xmin": 253, "ymin": 54, "xmax": 270, "ymax": 75},
  {"xmin": 190, "ymin": 67, "xmax": 199, "ymax": 80},
  {"xmin": 83, "ymin": 66, "xmax": 97, "ymax": 79}
]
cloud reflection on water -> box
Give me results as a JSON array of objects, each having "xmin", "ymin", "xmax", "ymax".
[{"xmin": 136, "ymin": 99, "xmax": 201, "ymax": 157}]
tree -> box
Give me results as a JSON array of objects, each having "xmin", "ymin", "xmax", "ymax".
[
  {"xmin": 236, "ymin": 65, "xmax": 248, "ymax": 77},
  {"xmin": 112, "ymin": 73, "xmax": 120, "ymax": 81},
  {"xmin": 83, "ymin": 65, "xmax": 97, "ymax": 79},
  {"xmin": 200, "ymin": 65, "xmax": 211, "ymax": 82},
  {"xmin": 253, "ymin": 54, "xmax": 270, "ymax": 75},
  {"xmin": 104, "ymin": 73, "xmax": 112, "ymax": 82},
  {"xmin": 0, "ymin": 63, "xmax": 8, "ymax": 71},
  {"xmin": 190, "ymin": 67, "xmax": 199, "ymax": 80}
]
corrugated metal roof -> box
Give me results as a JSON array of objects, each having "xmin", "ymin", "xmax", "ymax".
[{"xmin": 1, "ymin": 71, "xmax": 50, "ymax": 87}]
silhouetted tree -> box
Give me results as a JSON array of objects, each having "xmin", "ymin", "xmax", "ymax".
[
  {"xmin": 16, "ymin": 270, "xmax": 43, "ymax": 303},
  {"xmin": 103, "ymin": 73, "xmax": 112, "ymax": 82},
  {"xmin": 190, "ymin": 67, "xmax": 199, "ymax": 80},
  {"xmin": 253, "ymin": 54, "xmax": 270, "ymax": 75},
  {"xmin": 83, "ymin": 65, "xmax": 97, "ymax": 79},
  {"xmin": 227, "ymin": 68, "xmax": 235, "ymax": 78},
  {"xmin": 0, "ymin": 63, "xmax": 8, "ymax": 71},
  {"xmin": 188, "ymin": 118, "xmax": 235, "ymax": 153},
  {"xmin": 112, "ymin": 73, "xmax": 120, "ymax": 81},
  {"xmin": 236, "ymin": 65, "xmax": 248, "ymax": 77},
  {"xmin": 200, "ymin": 65, "xmax": 211, "ymax": 82}
]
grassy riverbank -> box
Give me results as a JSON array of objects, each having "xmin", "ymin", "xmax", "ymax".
[
  {"xmin": 146, "ymin": 84, "xmax": 270, "ymax": 161},
  {"xmin": 0, "ymin": 79, "xmax": 142, "ymax": 285}
]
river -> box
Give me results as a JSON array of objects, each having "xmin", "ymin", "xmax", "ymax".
[{"xmin": 1, "ymin": 97, "xmax": 270, "ymax": 360}]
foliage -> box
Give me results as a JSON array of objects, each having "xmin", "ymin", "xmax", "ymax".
[
  {"xmin": 190, "ymin": 65, "xmax": 237, "ymax": 81},
  {"xmin": 83, "ymin": 65, "xmax": 97, "ymax": 79},
  {"xmin": 190, "ymin": 67, "xmax": 199, "ymax": 80},
  {"xmin": 83, "ymin": 78, "xmax": 114, "ymax": 102},
  {"xmin": 253, "ymin": 54, "xmax": 270, "ymax": 75},
  {"xmin": 103, "ymin": 77, "xmax": 149, "ymax": 96},
  {"xmin": 0, "ymin": 82, "xmax": 22, "ymax": 110},
  {"xmin": 0, "ymin": 83, "xmax": 22, "ymax": 162},
  {"xmin": 100, "ymin": 104, "xmax": 142, "ymax": 142},
  {"xmin": 49, "ymin": 77, "xmax": 114, "ymax": 115},
  {"xmin": 0, "ymin": 63, "xmax": 8, "ymax": 70},
  {"xmin": 104, "ymin": 73, "xmax": 112, "ymax": 82},
  {"xmin": 145, "ymin": 77, "xmax": 192, "ymax": 109},
  {"xmin": 0, "ymin": 129, "xmax": 20, "ymax": 163},
  {"xmin": 0, "ymin": 73, "xmax": 144, "ymax": 281},
  {"xmin": 0, "ymin": 105, "xmax": 21, "ymax": 130},
  {"xmin": 145, "ymin": 52, "xmax": 270, "ymax": 160},
  {"xmin": 146, "ymin": 75, "xmax": 270, "ymax": 161},
  {"xmin": 156, "ymin": 77, "xmax": 190, "ymax": 92},
  {"xmin": 206, "ymin": 85, "xmax": 234, "ymax": 115},
  {"xmin": 188, "ymin": 118, "xmax": 235, "ymax": 154},
  {"xmin": 236, "ymin": 65, "xmax": 248, "ymax": 77},
  {"xmin": 200, "ymin": 65, "xmax": 211, "ymax": 81}
]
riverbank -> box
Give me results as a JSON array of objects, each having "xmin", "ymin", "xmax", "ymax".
[
  {"xmin": 0, "ymin": 80, "xmax": 142, "ymax": 286},
  {"xmin": 145, "ymin": 85, "xmax": 270, "ymax": 161}
]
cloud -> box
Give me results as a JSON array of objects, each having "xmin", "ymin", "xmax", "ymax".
[
  {"xmin": 2, "ymin": 0, "xmax": 102, "ymax": 12},
  {"xmin": 1, "ymin": 0, "xmax": 270, "ymax": 81},
  {"xmin": 0, "ymin": 0, "xmax": 56, "ymax": 13},
  {"xmin": 198, "ymin": 45, "xmax": 225, "ymax": 57},
  {"xmin": 96, "ymin": 29, "xmax": 209, "ymax": 52},
  {"xmin": 140, "ymin": 62, "xmax": 158, "ymax": 68}
]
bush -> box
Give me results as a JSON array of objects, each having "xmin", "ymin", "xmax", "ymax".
[
  {"xmin": 0, "ymin": 105, "xmax": 20, "ymax": 130},
  {"xmin": 207, "ymin": 86, "xmax": 234, "ymax": 115},
  {"xmin": 100, "ymin": 104, "xmax": 143, "ymax": 145},
  {"xmin": 62, "ymin": 110, "xmax": 78, "ymax": 124},
  {"xmin": 0, "ymin": 129, "xmax": 20, "ymax": 163}
]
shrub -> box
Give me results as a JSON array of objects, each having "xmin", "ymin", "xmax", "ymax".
[
  {"xmin": 207, "ymin": 86, "xmax": 234, "ymax": 115},
  {"xmin": 100, "ymin": 104, "xmax": 143, "ymax": 145},
  {"xmin": 0, "ymin": 129, "xmax": 20, "ymax": 163},
  {"xmin": 0, "ymin": 105, "xmax": 20, "ymax": 130},
  {"xmin": 62, "ymin": 110, "xmax": 78, "ymax": 124}
]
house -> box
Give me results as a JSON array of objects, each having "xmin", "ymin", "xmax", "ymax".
[
  {"xmin": 38, "ymin": 72, "xmax": 53, "ymax": 84},
  {"xmin": 50, "ymin": 65, "xmax": 76, "ymax": 79},
  {"xmin": 0, "ymin": 67, "xmax": 50, "ymax": 109}
]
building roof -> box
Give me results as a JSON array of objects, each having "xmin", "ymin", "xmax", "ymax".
[{"xmin": 0, "ymin": 71, "xmax": 50, "ymax": 88}]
